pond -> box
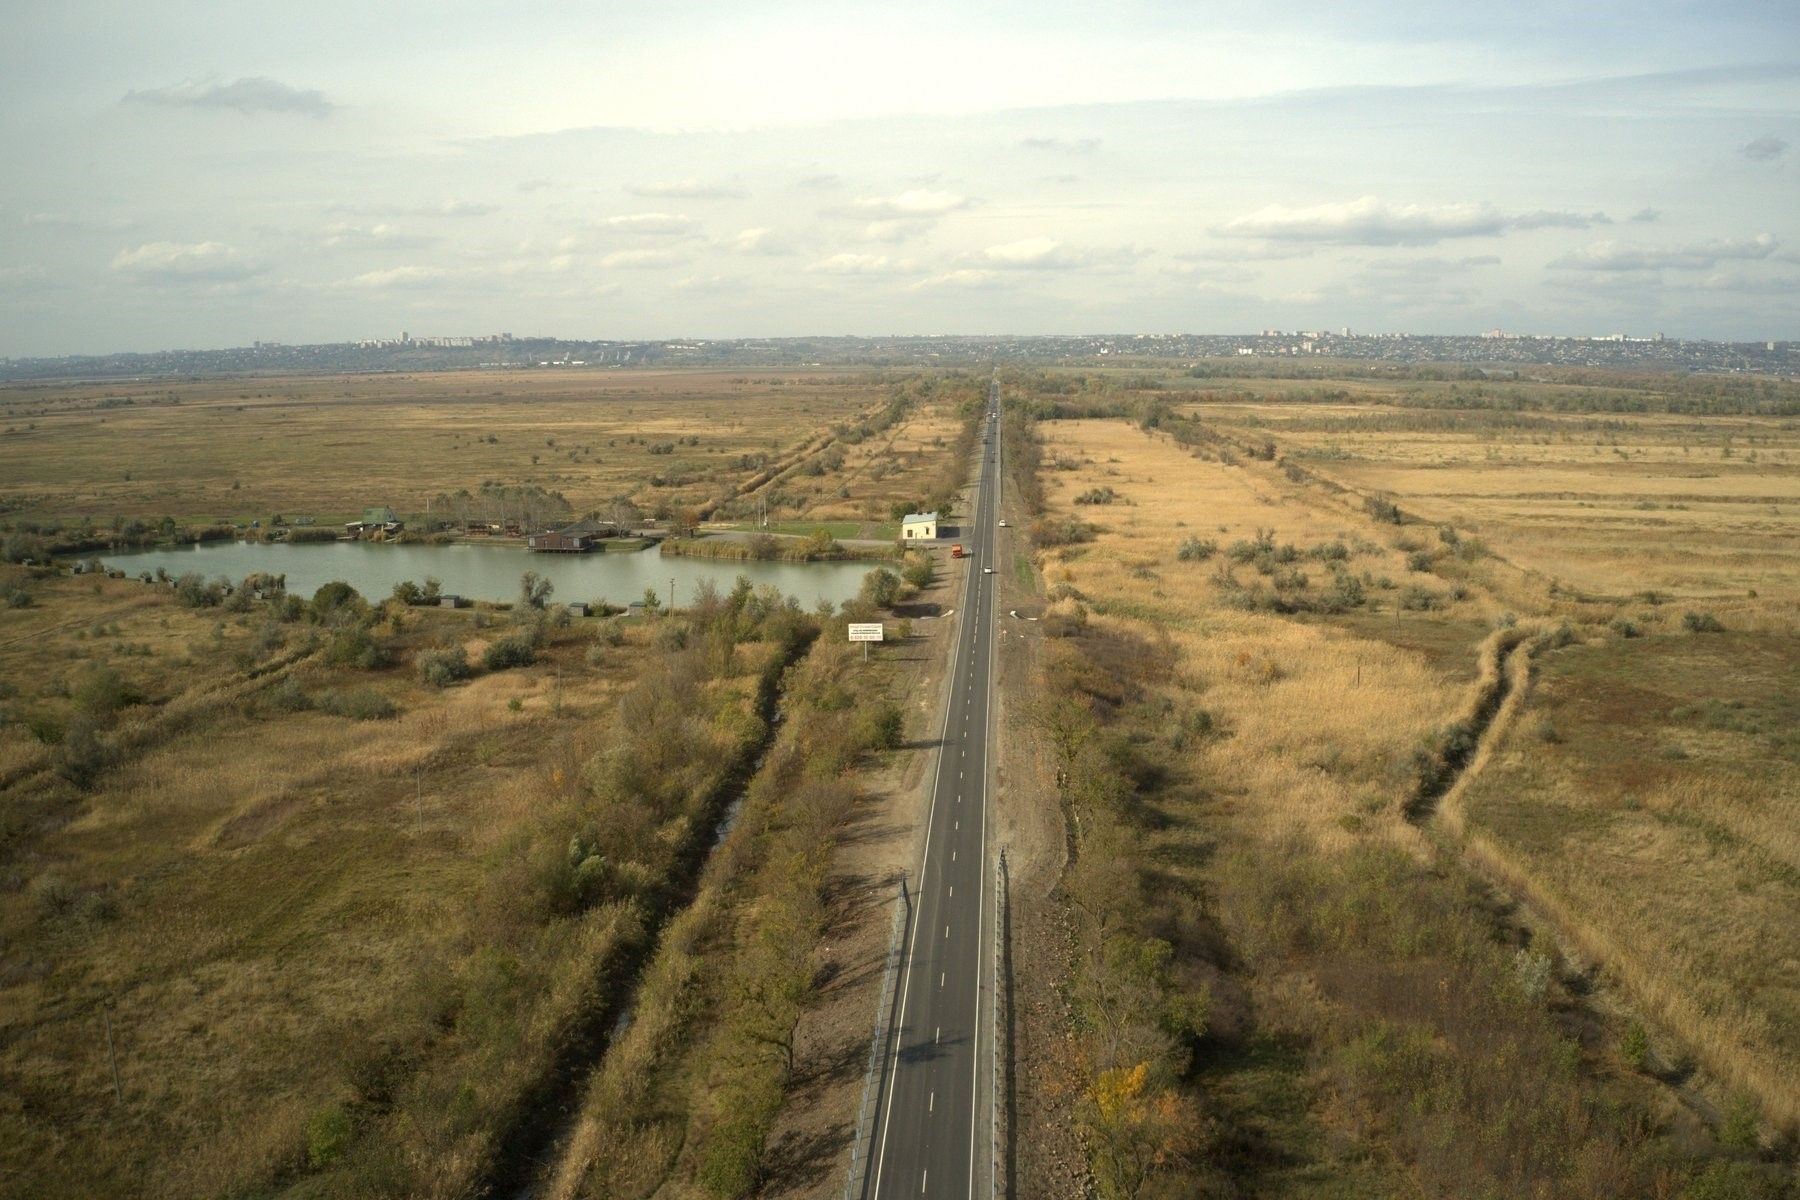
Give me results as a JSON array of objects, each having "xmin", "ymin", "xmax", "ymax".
[{"xmin": 96, "ymin": 539, "xmax": 882, "ymax": 609}]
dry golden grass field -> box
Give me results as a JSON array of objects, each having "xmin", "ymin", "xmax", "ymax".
[
  {"xmin": 0, "ymin": 369, "xmax": 895, "ymax": 527},
  {"xmin": 1169, "ymin": 385, "xmax": 1800, "ymax": 1130},
  {"xmin": 0, "ymin": 563, "xmax": 793, "ymax": 1197},
  {"xmin": 1020, "ymin": 375, "xmax": 1799, "ymax": 1193},
  {"xmin": 1193, "ymin": 398, "xmax": 1800, "ymax": 611}
]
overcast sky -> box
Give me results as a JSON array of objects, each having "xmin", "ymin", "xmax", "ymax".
[{"xmin": 2, "ymin": 0, "xmax": 1796, "ymax": 355}]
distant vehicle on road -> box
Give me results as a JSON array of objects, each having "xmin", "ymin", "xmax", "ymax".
[
  {"xmin": 998, "ymin": 520, "xmax": 1007, "ymax": 527},
  {"xmin": 951, "ymin": 544, "xmax": 964, "ymax": 558},
  {"xmin": 983, "ymin": 566, "xmax": 993, "ymax": 574}
]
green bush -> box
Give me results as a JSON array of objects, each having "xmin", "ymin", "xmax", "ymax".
[
  {"xmin": 853, "ymin": 699, "xmax": 905, "ymax": 753},
  {"xmin": 1682, "ymin": 610, "xmax": 1724, "ymax": 633},
  {"xmin": 324, "ymin": 624, "xmax": 388, "ymax": 669},
  {"xmin": 310, "ymin": 580, "xmax": 363, "ymax": 620},
  {"xmin": 1399, "ymin": 584, "xmax": 1443, "ymax": 611},
  {"xmin": 697, "ymin": 1105, "xmax": 768, "ymax": 1197},
  {"xmin": 1620, "ymin": 1020, "xmax": 1649, "ymax": 1071},
  {"xmin": 264, "ymin": 679, "xmax": 312, "ymax": 713},
  {"xmin": 1176, "ymin": 536, "xmax": 1216, "ymax": 562},
  {"xmin": 416, "ymin": 645, "xmax": 472, "ymax": 687},
  {"xmin": 315, "ymin": 688, "xmax": 398, "ymax": 720},
  {"xmin": 57, "ymin": 716, "xmax": 110, "ymax": 788},
  {"xmin": 1364, "ymin": 495, "xmax": 1402, "ymax": 523},
  {"xmin": 1718, "ymin": 1092, "xmax": 1761, "ymax": 1151},
  {"xmin": 483, "ymin": 631, "xmax": 537, "ymax": 670},
  {"xmin": 305, "ymin": 1103, "xmax": 354, "ymax": 1169},
  {"xmin": 858, "ymin": 568, "xmax": 901, "ymax": 610},
  {"xmin": 1683, "ymin": 1158, "xmax": 1786, "ymax": 1200},
  {"xmin": 72, "ymin": 666, "xmax": 141, "ymax": 716},
  {"xmin": 518, "ymin": 570, "xmax": 553, "ymax": 610},
  {"xmin": 174, "ymin": 573, "xmax": 225, "ymax": 607}
]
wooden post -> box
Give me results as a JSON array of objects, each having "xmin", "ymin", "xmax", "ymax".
[{"xmin": 103, "ymin": 1006, "xmax": 122, "ymax": 1105}]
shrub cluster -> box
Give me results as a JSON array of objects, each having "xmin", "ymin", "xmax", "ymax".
[
  {"xmin": 1175, "ymin": 536, "xmax": 1216, "ymax": 562},
  {"xmin": 482, "ymin": 629, "xmax": 539, "ymax": 671},
  {"xmin": 1364, "ymin": 494, "xmax": 1403, "ymax": 523},
  {"xmin": 416, "ymin": 645, "xmax": 473, "ymax": 687},
  {"xmin": 1029, "ymin": 634, "xmax": 1207, "ymax": 1198}
]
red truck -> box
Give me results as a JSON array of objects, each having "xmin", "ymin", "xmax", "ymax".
[{"xmin": 951, "ymin": 544, "xmax": 964, "ymax": 559}]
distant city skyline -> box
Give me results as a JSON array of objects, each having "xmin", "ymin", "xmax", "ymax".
[{"xmin": 2, "ymin": 1, "xmax": 1796, "ymax": 356}]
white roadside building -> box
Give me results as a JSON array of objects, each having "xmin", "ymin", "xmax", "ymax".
[{"xmin": 900, "ymin": 511, "xmax": 939, "ymax": 540}]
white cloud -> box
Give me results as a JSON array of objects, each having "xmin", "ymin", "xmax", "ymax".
[
  {"xmin": 848, "ymin": 189, "xmax": 972, "ymax": 219},
  {"xmin": 960, "ymin": 237, "xmax": 1138, "ymax": 271},
  {"xmin": 1217, "ymin": 196, "xmax": 1608, "ymax": 246},
  {"xmin": 319, "ymin": 222, "xmax": 434, "ymax": 249},
  {"xmin": 602, "ymin": 212, "xmax": 699, "ymax": 235},
  {"xmin": 599, "ymin": 248, "xmax": 689, "ymax": 269},
  {"xmin": 725, "ymin": 227, "xmax": 793, "ymax": 255},
  {"xmin": 910, "ymin": 269, "xmax": 1010, "ymax": 290},
  {"xmin": 1358, "ymin": 254, "xmax": 1502, "ymax": 276},
  {"xmin": 24, "ymin": 211, "xmax": 135, "ymax": 232},
  {"xmin": 1177, "ymin": 243, "xmax": 1315, "ymax": 263},
  {"xmin": 1549, "ymin": 234, "xmax": 1778, "ymax": 272},
  {"xmin": 860, "ymin": 219, "xmax": 934, "ymax": 244},
  {"xmin": 1021, "ymin": 136, "xmax": 1101, "ymax": 154},
  {"xmin": 110, "ymin": 241, "xmax": 262, "ymax": 283},
  {"xmin": 494, "ymin": 254, "xmax": 574, "ymax": 276},
  {"xmin": 435, "ymin": 200, "xmax": 498, "ymax": 217},
  {"xmin": 0, "ymin": 266, "xmax": 49, "ymax": 289},
  {"xmin": 123, "ymin": 76, "xmax": 335, "ymax": 117},
  {"xmin": 626, "ymin": 180, "xmax": 746, "ymax": 200},
  {"xmin": 1629, "ymin": 208, "xmax": 1662, "ymax": 223},
  {"xmin": 343, "ymin": 266, "xmax": 451, "ymax": 289},
  {"xmin": 1699, "ymin": 270, "xmax": 1800, "ymax": 295},
  {"xmin": 805, "ymin": 253, "xmax": 912, "ymax": 275}
]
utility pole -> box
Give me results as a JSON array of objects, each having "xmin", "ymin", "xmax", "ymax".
[{"xmin": 669, "ymin": 577, "xmax": 676, "ymax": 612}]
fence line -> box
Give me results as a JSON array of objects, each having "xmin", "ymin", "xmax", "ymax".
[{"xmin": 843, "ymin": 871, "xmax": 913, "ymax": 1200}]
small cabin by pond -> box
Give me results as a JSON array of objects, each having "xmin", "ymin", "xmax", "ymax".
[{"xmin": 901, "ymin": 512, "xmax": 939, "ymax": 540}]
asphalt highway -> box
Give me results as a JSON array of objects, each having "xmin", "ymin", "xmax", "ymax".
[{"xmin": 867, "ymin": 380, "xmax": 1002, "ymax": 1199}]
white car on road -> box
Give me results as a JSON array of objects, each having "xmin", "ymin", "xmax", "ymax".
[{"xmin": 983, "ymin": 566, "xmax": 993, "ymax": 573}]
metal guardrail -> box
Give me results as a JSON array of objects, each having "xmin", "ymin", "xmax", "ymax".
[
  {"xmin": 844, "ymin": 872, "xmax": 913, "ymax": 1200},
  {"xmin": 993, "ymin": 847, "xmax": 1010, "ymax": 1200}
]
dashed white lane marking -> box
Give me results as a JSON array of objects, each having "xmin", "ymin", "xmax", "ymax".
[
  {"xmin": 935, "ymin": 1026, "xmax": 941, "ymax": 1043},
  {"xmin": 929, "ymin": 1091, "xmax": 935, "ymax": 1112},
  {"xmin": 921, "ymin": 1169, "xmax": 928, "ymax": 1193},
  {"xmin": 945, "ymin": 925, "xmax": 950, "ymax": 938},
  {"xmin": 939, "ymin": 972, "xmax": 945, "ymax": 988}
]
